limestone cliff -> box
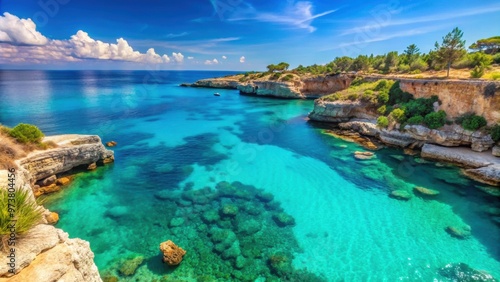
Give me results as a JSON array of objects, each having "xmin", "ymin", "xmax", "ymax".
[
  {"xmin": 0, "ymin": 134, "xmax": 113, "ymax": 281},
  {"xmin": 398, "ymin": 79, "xmax": 500, "ymax": 125},
  {"xmin": 190, "ymin": 78, "xmax": 240, "ymax": 89}
]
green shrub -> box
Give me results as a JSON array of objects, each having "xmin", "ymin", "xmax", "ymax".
[
  {"xmin": 0, "ymin": 188, "xmax": 43, "ymax": 237},
  {"xmin": 390, "ymin": 108, "xmax": 406, "ymax": 123},
  {"xmin": 410, "ymin": 59, "xmax": 428, "ymax": 72},
  {"xmin": 403, "ymin": 98, "xmax": 435, "ymax": 117},
  {"xmin": 350, "ymin": 76, "xmax": 365, "ymax": 86},
  {"xmin": 461, "ymin": 114, "xmax": 487, "ymax": 131},
  {"xmin": 377, "ymin": 91, "xmax": 389, "ymax": 104},
  {"xmin": 470, "ymin": 65, "xmax": 485, "ymax": 78},
  {"xmin": 407, "ymin": 115, "xmax": 424, "ymax": 125},
  {"xmin": 494, "ymin": 53, "xmax": 500, "ymax": 64},
  {"xmin": 388, "ymin": 81, "xmax": 413, "ymax": 104},
  {"xmin": 377, "ymin": 105, "xmax": 387, "ymax": 115},
  {"xmin": 489, "ymin": 72, "xmax": 500, "ymax": 80},
  {"xmin": 377, "ymin": 116, "xmax": 389, "ymax": 128},
  {"xmin": 490, "ymin": 124, "xmax": 500, "ymax": 142},
  {"xmin": 282, "ymin": 74, "xmax": 294, "ymax": 81},
  {"xmin": 398, "ymin": 64, "xmax": 410, "ymax": 73},
  {"xmin": 374, "ymin": 79, "xmax": 389, "ymax": 91},
  {"xmin": 424, "ymin": 110, "xmax": 447, "ymax": 129},
  {"xmin": 9, "ymin": 123, "xmax": 44, "ymax": 144},
  {"xmin": 347, "ymin": 93, "xmax": 359, "ymax": 101}
]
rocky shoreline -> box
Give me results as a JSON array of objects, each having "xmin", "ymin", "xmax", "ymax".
[
  {"xmin": 0, "ymin": 134, "xmax": 114, "ymax": 281},
  {"xmin": 188, "ymin": 74, "xmax": 500, "ymax": 187}
]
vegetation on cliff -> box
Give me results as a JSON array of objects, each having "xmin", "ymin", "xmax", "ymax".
[{"xmin": 0, "ymin": 123, "xmax": 56, "ymax": 169}]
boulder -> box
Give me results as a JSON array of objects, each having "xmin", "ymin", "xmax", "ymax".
[
  {"xmin": 45, "ymin": 212, "xmax": 60, "ymax": 224},
  {"xmin": 445, "ymin": 225, "xmax": 471, "ymax": 239},
  {"xmin": 35, "ymin": 184, "xmax": 61, "ymax": 197},
  {"xmin": 56, "ymin": 177, "xmax": 70, "ymax": 186},
  {"xmin": 159, "ymin": 240, "xmax": 186, "ymax": 266},
  {"xmin": 87, "ymin": 162, "xmax": 97, "ymax": 170},
  {"xmin": 273, "ymin": 212, "xmax": 295, "ymax": 227},
  {"xmin": 493, "ymin": 146, "xmax": 500, "ymax": 157},
  {"xmin": 118, "ymin": 256, "xmax": 144, "ymax": 276},
  {"xmin": 413, "ymin": 186, "xmax": 440, "ymax": 196},
  {"xmin": 105, "ymin": 141, "xmax": 117, "ymax": 147},
  {"xmin": 220, "ymin": 204, "xmax": 238, "ymax": 217},
  {"xmin": 39, "ymin": 175, "xmax": 57, "ymax": 186},
  {"xmin": 389, "ymin": 190, "xmax": 412, "ymax": 201}
]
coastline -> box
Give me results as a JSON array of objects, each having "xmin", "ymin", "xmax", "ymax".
[
  {"xmin": 0, "ymin": 134, "xmax": 114, "ymax": 281},
  {"xmin": 187, "ymin": 74, "xmax": 500, "ymax": 188}
]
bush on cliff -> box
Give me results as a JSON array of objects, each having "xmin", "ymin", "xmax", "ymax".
[
  {"xmin": 470, "ymin": 65, "xmax": 485, "ymax": 78},
  {"xmin": 388, "ymin": 81, "xmax": 413, "ymax": 104},
  {"xmin": 407, "ymin": 115, "xmax": 424, "ymax": 125},
  {"xmin": 377, "ymin": 116, "xmax": 389, "ymax": 128},
  {"xmin": 490, "ymin": 124, "xmax": 500, "ymax": 142},
  {"xmin": 9, "ymin": 123, "xmax": 44, "ymax": 144},
  {"xmin": 459, "ymin": 113, "xmax": 487, "ymax": 131},
  {"xmin": 0, "ymin": 188, "xmax": 43, "ymax": 241},
  {"xmin": 390, "ymin": 108, "xmax": 406, "ymax": 123},
  {"xmin": 424, "ymin": 110, "xmax": 447, "ymax": 129}
]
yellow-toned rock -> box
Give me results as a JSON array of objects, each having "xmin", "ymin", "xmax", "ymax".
[
  {"xmin": 46, "ymin": 212, "xmax": 60, "ymax": 224},
  {"xmin": 56, "ymin": 177, "xmax": 70, "ymax": 186},
  {"xmin": 103, "ymin": 156, "xmax": 114, "ymax": 164},
  {"xmin": 87, "ymin": 162, "xmax": 97, "ymax": 170},
  {"xmin": 106, "ymin": 141, "xmax": 117, "ymax": 147},
  {"xmin": 159, "ymin": 240, "xmax": 186, "ymax": 266}
]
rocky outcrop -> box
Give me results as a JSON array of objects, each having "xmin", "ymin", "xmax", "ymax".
[
  {"xmin": 238, "ymin": 81, "xmax": 302, "ymax": 98},
  {"xmin": 0, "ymin": 225, "xmax": 101, "ymax": 281},
  {"xmin": 0, "ymin": 134, "xmax": 112, "ymax": 281},
  {"xmin": 190, "ymin": 74, "xmax": 354, "ymax": 99},
  {"xmin": 17, "ymin": 135, "xmax": 114, "ymax": 183},
  {"xmin": 190, "ymin": 78, "xmax": 239, "ymax": 89},
  {"xmin": 421, "ymin": 144, "xmax": 500, "ymax": 186},
  {"xmin": 308, "ymin": 100, "xmax": 377, "ymax": 122},
  {"xmin": 159, "ymin": 240, "xmax": 186, "ymax": 266}
]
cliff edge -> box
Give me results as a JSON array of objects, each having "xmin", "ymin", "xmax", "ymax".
[{"xmin": 0, "ymin": 134, "xmax": 113, "ymax": 281}]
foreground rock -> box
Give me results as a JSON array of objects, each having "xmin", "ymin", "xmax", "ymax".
[
  {"xmin": 389, "ymin": 190, "xmax": 412, "ymax": 201},
  {"xmin": 438, "ymin": 263, "xmax": 496, "ymax": 281},
  {"xmin": 0, "ymin": 225, "xmax": 101, "ymax": 281},
  {"xmin": 413, "ymin": 186, "xmax": 440, "ymax": 196},
  {"xmin": 421, "ymin": 144, "xmax": 500, "ymax": 186},
  {"xmin": 159, "ymin": 240, "xmax": 186, "ymax": 266},
  {"xmin": 445, "ymin": 225, "xmax": 471, "ymax": 239}
]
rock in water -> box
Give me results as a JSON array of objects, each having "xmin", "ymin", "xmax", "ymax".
[
  {"xmin": 45, "ymin": 212, "xmax": 59, "ymax": 224},
  {"xmin": 439, "ymin": 263, "xmax": 496, "ymax": 281},
  {"xmin": 446, "ymin": 226, "xmax": 471, "ymax": 239},
  {"xmin": 389, "ymin": 190, "xmax": 412, "ymax": 201},
  {"xmin": 159, "ymin": 240, "xmax": 186, "ymax": 266},
  {"xmin": 106, "ymin": 141, "xmax": 117, "ymax": 147},
  {"xmin": 413, "ymin": 186, "xmax": 440, "ymax": 196},
  {"xmin": 354, "ymin": 151, "xmax": 375, "ymax": 160}
]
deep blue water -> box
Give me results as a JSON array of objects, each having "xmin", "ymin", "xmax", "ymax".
[{"xmin": 1, "ymin": 70, "xmax": 499, "ymax": 281}]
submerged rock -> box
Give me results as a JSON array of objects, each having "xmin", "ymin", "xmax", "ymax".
[
  {"xmin": 354, "ymin": 151, "xmax": 375, "ymax": 160},
  {"xmin": 439, "ymin": 263, "xmax": 496, "ymax": 281},
  {"xmin": 389, "ymin": 190, "xmax": 412, "ymax": 201},
  {"xmin": 220, "ymin": 204, "xmax": 239, "ymax": 217},
  {"xmin": 159, "ymin": 240, "xmax": 186, "ymax": 266},
  {"xmin": 413, "ymin": 186, "xmax": 440, "ymax": 196},
  {"xmin": 446, "ymin": 225, "xmax": 471, "ymax": 239},
  {"xmin": 273, "ymin": 212, "xmax": 296, "ymax": 227},
  {"xmin": 202, "ymin": 210, "xmax": 220, "ymax": 223},
  {"xmin": 119, "ymin": 255, "xmax": 144, "ymax": 276},
  {"xmin": 169, "ymin": 217, "xmax": 185, "ymax": 227}
]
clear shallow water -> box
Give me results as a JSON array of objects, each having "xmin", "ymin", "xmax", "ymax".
[{"xmin": 1, "ymin": 70, "xmax": 499, "ymax": 281}]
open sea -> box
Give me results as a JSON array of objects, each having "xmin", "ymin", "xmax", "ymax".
[{"xmin": 0, "ymin": 70, "xmax": 499, "ymax": 281}]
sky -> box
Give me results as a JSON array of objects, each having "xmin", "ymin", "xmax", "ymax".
[{"xmin": 0, "ymin": 0, "xmax": 499, "ymax": 71}]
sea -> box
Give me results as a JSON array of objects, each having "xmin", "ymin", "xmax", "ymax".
[{"xmin": 0, "ymin": 70, "xmax": 499, "ymax": 281}]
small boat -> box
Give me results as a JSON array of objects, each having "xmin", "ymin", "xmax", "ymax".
[{"xmin": 214, "ymin": 93, "xmax": 220, "ymax": 96}]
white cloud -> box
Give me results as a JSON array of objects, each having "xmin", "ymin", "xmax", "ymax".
[
  {"xmin": 226, "ymin": 1, "xmax": 337, "ymax": 32},
  {"xmin": 204, "ymin": 58, "xmax": 219, "ymax": 65},
  {"xmin": 0, "ymin": 12, "xmax": 48, "ymax": 45},
  {"xmin": 222, "ymin": 55, "xmax": 227, "ymax": 59},
  {"xmin": 240, "ymin": 56, "xmax": 245, "ymax": 63},
  {"xmin": 165, "ymin": 32, "xmax": 188, "ymax": 38},
  {"xmin": 0, "ymin": 13, "xmax": 185, "ymax": 65},
  {"xmin": 172, "ymin": 52, "xmax": 184, "ymax": 63},
  {"xmin": 187, "ymin": 56, "xmax": 194, "ymax": 60}
]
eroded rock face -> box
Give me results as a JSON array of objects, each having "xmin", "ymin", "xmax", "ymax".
[
  {"xmin": 17, "ymin": 135, "xmax": 114, "ymax": 183},
  {"xmin": 399, "ymin": 79, "xmax": 500, "ymax": 124},
  {"xmin": 191, "ymin": 79, "xmax": 239, "ymax": 89},
  {"xmin": 238, "ymin": 81, "xmax": 302, "ymax": 98},
  {"xmin": 159, "ymin": 240, "xmax": 186, "ymax": 266},
  {"xmin": 0, "ymin": 225, "xmax": 101, "ymax": 282},
  {"xmin": 308, "ymin": 100, "xmax": 377, "ymax": 122}
]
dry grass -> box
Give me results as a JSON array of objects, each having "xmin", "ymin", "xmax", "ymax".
[{"xmin": 0, "ymin": 125, "xmax": 57, "ymax": 170}]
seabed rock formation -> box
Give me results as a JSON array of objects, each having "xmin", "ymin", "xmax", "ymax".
[{"xmin": 0, "ymin": 134, "xmax": 114, "ymax": 281}]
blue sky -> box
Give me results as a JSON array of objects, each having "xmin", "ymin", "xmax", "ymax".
[{"xmin": 1, "ymin": 0, "xmax": 499, "ymax": 70}]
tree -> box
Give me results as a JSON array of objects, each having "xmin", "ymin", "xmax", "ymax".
[
  {"xmin": 277, "ymin": 62, "xmax": 290, "ymax": 71},
  {"xmin": 351, "ymin": 55, "xmax": 370, "ymax": 72},
  {"xmin": 333, "ymin": 56, "xmax": 353, "ymax": 72},
  {"xmin": 404, "ymin": 44, "xmax": 420, "ymax": 64},
  {"xmin": 384, "ymin": 51, "xmax": 399, "ymax": 73},
  {"xmin": 469, "ymin": 36, "xmax": 500, "ymax": 54},
  {"xmin": 267, "ymin": 64, "xmax": 277, "ymax": 72},
  {"xmin": 434, "ymin": 27, "xmax": 466, "ymax": 77}
]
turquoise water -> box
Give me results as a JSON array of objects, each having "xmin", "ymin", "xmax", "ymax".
[{"xmin": 1, "ymin": 70, "xmax": 499, "ymax": 281}]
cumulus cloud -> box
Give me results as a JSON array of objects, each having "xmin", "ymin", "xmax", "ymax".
[
  {"xmin": 240, "ymin": 56, "xmax": 245, "ymax": 63},
  {"xmin": 222, "ymin": 55, "xmax": 227, "ymax": 59},
  {"xmin": 0, "ymin": 13, "xmax": 185, "ymax": 65},
  {"xmin": 0, "ymin": 12, "xmax": 48, "ymax": 45},
  {"xmin": 204, "ymin": 58, "xmax": 219, "ymax": 65}
]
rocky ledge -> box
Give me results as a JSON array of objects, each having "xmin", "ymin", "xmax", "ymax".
[{"xmin": 0, "ymin": 134, "xmax": 113, "ymax": 281}]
